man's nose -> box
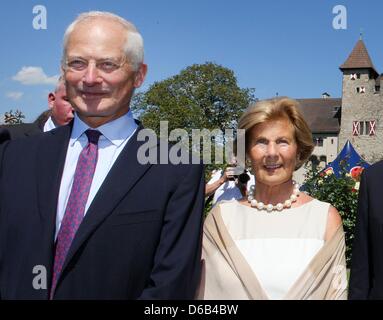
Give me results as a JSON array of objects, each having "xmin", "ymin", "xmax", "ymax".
[{"xmin": 83, "ymin": 62, "xmax": 102, "ymax": 85}]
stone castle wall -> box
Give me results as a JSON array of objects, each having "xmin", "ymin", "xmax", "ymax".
[{"xmin": 338, "ymin": 69, "xmax": 383, "ymax": 163}]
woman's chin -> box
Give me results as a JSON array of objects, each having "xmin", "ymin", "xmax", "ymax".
[{"xmin": 257, "ymin": 175, "xmax": 291, "ymax": 187}]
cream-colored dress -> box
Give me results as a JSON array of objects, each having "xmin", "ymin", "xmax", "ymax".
[{"xmin": 197, "ymin": 199, "xmax": 348, "ymax": 300}]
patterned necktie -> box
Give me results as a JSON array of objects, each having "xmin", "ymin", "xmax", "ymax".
[{"xmin": 50, "ymin": 129, "xmax": 101, "ymax": 299}]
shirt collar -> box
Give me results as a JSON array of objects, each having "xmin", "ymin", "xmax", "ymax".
[
  {"xmin": 43, "ymin": 116, "xmax": 57, "ymax": 132},
  {"xmin": 70, "ymin": 110, "xmax": 138, "ymax": 147}
]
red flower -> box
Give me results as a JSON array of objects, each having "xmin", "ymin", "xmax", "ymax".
[{"xmin": 350, "ymin": 166, "xmax": 364, "ymax": 181}]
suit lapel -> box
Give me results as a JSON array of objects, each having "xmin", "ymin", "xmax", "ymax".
[
  {"xmin": 35, "ymin": 124, "xmax": 72, "ymax": 296},
  {"xmin": 36, "ymin": 125, "xmax": 72, "ymax": 224},
  {"xmin": 60, "ymin": 127, "xmax": 156, "ymax": 277}
]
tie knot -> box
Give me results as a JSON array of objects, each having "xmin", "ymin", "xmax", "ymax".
[{"xmin": 85, "ymin": 129, "xmax": 101, "ymax": 145}]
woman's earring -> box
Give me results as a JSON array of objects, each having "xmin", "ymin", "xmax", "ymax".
[{"xmin": 246, "ymin": 159, "xmax": 253, "ymax": 172}]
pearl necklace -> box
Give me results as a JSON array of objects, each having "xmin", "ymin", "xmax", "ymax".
[{"xmin": 247, "ymin": 181, "xmax": 300, "ymax": 212}]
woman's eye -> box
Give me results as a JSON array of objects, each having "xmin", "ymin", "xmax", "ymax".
[{"xmin": 255, "ymin": 139, "xmax": 268, "ymax": 145}]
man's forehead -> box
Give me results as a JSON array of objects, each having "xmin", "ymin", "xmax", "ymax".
[
  {"xmin": 70, "ymin": 18, "xmax": 126, "ymax": 37},
  {"xmin": 66, "ymin": 22, "xmax": 126, "ymax": 55}
]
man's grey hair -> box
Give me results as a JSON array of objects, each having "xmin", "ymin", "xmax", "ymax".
[
  {"xmin": 62, "ymin": 11, "xmax": 144, "ymax": 71},
  {"xmin": 54, "ymin": 75, "xmax": 65, "ymax": 93}
]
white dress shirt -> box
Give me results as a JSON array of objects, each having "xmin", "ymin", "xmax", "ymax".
[
  {"xmin": 55, "ymin": 111, "xmax": 138, "ymax": 239},
  {"xmin": 43, "ymin": 116, "xmax": 57, "ymax": 132}
]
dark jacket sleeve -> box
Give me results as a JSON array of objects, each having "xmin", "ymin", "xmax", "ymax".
[
  {"xmin": 0, "ymin": 140, "xmax": 9, "ymax": 300},
  {"xmin": 348, "ymin": 171, "xmax": 370, "ymax": 299},
  {"xmin": 0, "ymin": 128, "xmax": 10, "ymax": 145},
  {"xmin": 138, "ymin": 163, "xmax": 205, "ymax": 299}
]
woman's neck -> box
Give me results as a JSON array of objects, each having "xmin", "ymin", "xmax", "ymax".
[{"xmin": 253, "ymin": 179, "xmax": 294, "ymax": 205}]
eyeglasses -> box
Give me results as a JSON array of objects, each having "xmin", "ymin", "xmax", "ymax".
[{"xmin": 64, "ymin": 57, "xmax": 127, "ymax": 73}]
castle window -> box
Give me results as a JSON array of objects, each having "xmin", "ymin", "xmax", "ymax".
[
  {"xmin": 360, "ymin": 121, "xmax": 370, "ymax": 135},
  {"xmin": 353, "ymin": 120, "xmax": 376, "ymax": 136},
  {"xmin": 356, "ymin": 87, "xmax": 365, "ymax": 93},
  {"xmin": 350, "ymin": 73, "xmax": 361, "ymax": 80},
  {"xmin": 375, "ymin": 86, "xmax": 380, "ymax": 93},
  {"xmin": 313, "ymin": 137, "xmax": 323, "ymax": 147},
  {"xmin": 352, "ymin": 121, "xmax": 360, "ymax": 135},
  {"xmin": 369, "ymin": 120, "xmax": 376, "ymax": 135},
  {"xmin": 360, "ymin": 121, "xmax": 366, "ymax": 135}
]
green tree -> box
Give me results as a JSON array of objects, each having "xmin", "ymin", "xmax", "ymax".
[
  {"xmin": 131, "ymin": 62, "xmax": 255, "ymax": 135},
  {"xmin": 3, "ymin": 109, "xmax": 25, "ymax": 124}
]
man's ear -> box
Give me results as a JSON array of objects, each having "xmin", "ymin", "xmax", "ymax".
[
  {"xmin": 133, "ymin": 63, "xmax": 148, "ymax": 88},
  {"xmin": 47, "ymin": 92, "xmax": 56, "ymax": 109}
]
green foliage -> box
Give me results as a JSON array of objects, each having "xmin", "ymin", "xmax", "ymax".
[
  {"xmin": 131, "ymin": 62, "xmax": 255, "ymax": 135},
  {"xmin": 303, "ymin": 165, "xmax": 360, "ymax": 267},
  {"xmin": 3, "ymin": 109, "xmax": 25, "ymax": 124}
]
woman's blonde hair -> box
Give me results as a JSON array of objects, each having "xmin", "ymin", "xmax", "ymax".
[{"xmin": 238, "ymin": 97, "xmax": 314, "ymax": 170}]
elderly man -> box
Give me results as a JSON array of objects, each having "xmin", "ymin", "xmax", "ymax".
[
  {"xmin": 0, "ymin": 11, "xmax": 204, "ymax": 299},
  {"xmin": 0, "ymin": 78, "xmax": 74, "ymax": 140}
]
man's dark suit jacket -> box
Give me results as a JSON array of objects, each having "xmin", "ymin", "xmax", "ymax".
[
  {"xmin": 0, "ymin": 122, "xmax": 43, "ymax": 143},
  {"xmin": 0, "ymin": 122, "xmax": 205, "ymax": 299},
  {"xmin": 349, "ymin": 161, "xmax": 383, "ymax": 299}
]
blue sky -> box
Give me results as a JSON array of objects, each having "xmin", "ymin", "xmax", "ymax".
[{"xmin": 0, "ymin": 0, "xmax": 382, "ymax": 122}]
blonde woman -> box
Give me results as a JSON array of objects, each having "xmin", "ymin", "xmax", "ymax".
[{"xmin": 198, "ymin": 97, "xmax": 347, "ymax": 300}]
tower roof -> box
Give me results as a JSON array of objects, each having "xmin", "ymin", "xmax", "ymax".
[{"xmin": 340, "ymin": 39, "xmax": 379, "ymax": 76}]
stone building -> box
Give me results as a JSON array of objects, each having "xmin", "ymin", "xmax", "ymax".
[
  {"xmin": 294, "ymin": 96, "xmax": 341, "ymax": 183},
  {"xmin": 338, "ymin": 39, "xmax": 383, "ymax": 163},
  {"xmin": 293, "ymin": 38, "xmax": 382, "ymax": 183},
  {"xmin": 298, "ymin": 97, "xmax": 341, "ymax": 166}
]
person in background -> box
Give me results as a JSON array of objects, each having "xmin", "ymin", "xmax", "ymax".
[
  {"xmin": 205, "ymin": 158, "xmax": 255, "ymax": 206},
  {"xmin": 348, "ymin": 162, "xmax": 383, "ymax": 299},
  {"xmin": 0, "ymin": 78, "xmax": 74, "ymax": 141},
  {"xmin": 44, "ymin": 78, "xmax": 75, "ymax": 131}
]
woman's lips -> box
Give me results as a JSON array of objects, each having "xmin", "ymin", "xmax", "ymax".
[
  {"xmin": 264, "ymin": 164, "xmax": 282, "ymax": 169},
  {"xmin": 264, "ymin": 164, "xmax": 282, "ymax": 173}
]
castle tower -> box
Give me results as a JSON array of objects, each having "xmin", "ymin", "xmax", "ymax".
[{"xmin": 338, "ymin": 39, "xmax": 383, "ymax": 163}]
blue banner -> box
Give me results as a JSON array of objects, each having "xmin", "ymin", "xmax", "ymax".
[{"xmin": 322, "ymin": 140, "xmax": 370, "ymax": 178}]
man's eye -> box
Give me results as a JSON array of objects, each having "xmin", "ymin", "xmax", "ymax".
[
  {"xmin": 99, "ymin": 61, "xmax": 119, "ymax": 71},
  {"xmin": 68, "ymin": 60, "xmax": 87, "ymax": 70}
]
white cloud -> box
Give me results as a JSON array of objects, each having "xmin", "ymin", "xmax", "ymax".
[
  {"xmin": 12, "ymin": 66, "xmax": 59, "ymax": 85},
  {"xmin": 42, "ymin": 89, "xmax": 51, "ymax": 99},
  {"xmin": 6, "ymin": 91, "xmax": 24, "ymax": 100}
]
